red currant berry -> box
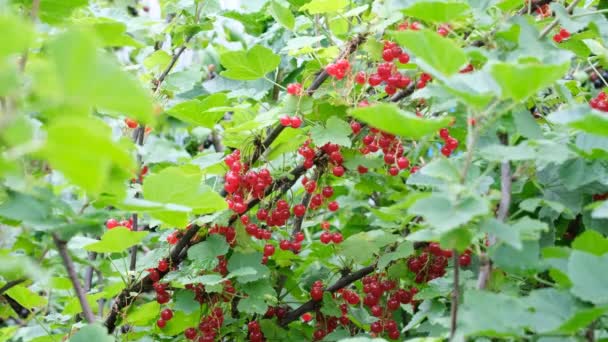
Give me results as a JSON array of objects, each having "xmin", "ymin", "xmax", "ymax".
[
  {"xmin": 311, "ymin": 287, "xmax": 324, "ymax": 301},
  {"xmin": 328, "ymin": 201, "xmax": 339, "ymax": 212},
  {"xmin": 290, "ymin": 116, "xmax": 302, "ymax": 128},
  {"xmin": 279, "ymin": 115, "xmax": 291, "ymax": 127},
  {"xmin": 161, "ymin": 308, "xmax": 173, "ymax": 321},
  {"xmin": 331, "ymin": 232, "xmax": 343, "ymax": 244},
  {"xmin": 320, "ymin": 231, "xmax": 332, "ymax": 244},
  {"xmin": 157, "ymin": 319, "xmax": 167, "ymax": 328},
  {"xmin": 263, "ymin": 244, "xmax": 275, "ymax": 257}
]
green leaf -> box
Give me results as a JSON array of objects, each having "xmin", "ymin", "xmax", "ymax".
[
  {"xmin": 47, "ymin": 30, "xmax": 154, "ymax": 124},
  {"xmin": 339, "ymin": 230, "xmax": 398, "ymax": 264},
  {"xmin": 166, "ymin": 94, "xmax": 228, "ymax": 128},
  {"xmin": 310, "ymin": 116, "xmax": 352, "ymax": 148},
  {"xmin": 402, "ymin": 0, "xmax": 471, "ymax": 23},
  {"xmin": 81, "ymin": 18, "xmax": 143, "ymax": 47},
  {"xmin": 260, "ymin": 320, "xmax": 289, "ymax": 340},
  {"xmin": 378, "ymin": 241, "xmax": 414, "ymax": 269},
  {"xmin": 84, "ymin": 227, "xmax": 148, "ymax": 253},
  {"xmin": 459, "ymin": 290, "xmax": 531, "ymax": 336},
  {"xmin": 123, "ymin": 301, "xmax": 160, "ymax": 326},
  {"xmin": 269, "ymin": 0, "xmax": 295, "ymax": 29},
  {"xmin": 523, "ymin": 289, "xmax": 584, "ymax": 333},
  {"xmin": 491, "ymin": 62, "xmax": 569, "ymax": 102},
  {"xmin": 174, "ymin": 290, "xmax": 199, "ymax": 314},
  {"xmin": 390, "ymin": 30, "xmax": 467, "ymax": 76},
  {"xmin": 227, "ymin": 252, "xmax": 270, "ymax": 283},
  {"xmin": 0, "ymin": 15, "xmax": 34, "ymax": 59},
  {"xmin": 321, "ymin": 292, "xmax": 343, "ymax": 317},
  {"xmin": 239, "ymin": 279, "xmax": 276, "ymax": 314},
  {"xmin": 5, "ymin": 285, "xmax": 47, "ymax": 309},
  {"xmin": 143, "ymin": 166, "xmax": 227, "ymax": 226},
  {"xmin": 154, "ymin": 310, "xmax": 198, "ymax": 336},
  {"xmin": 187, "ymin": 234, "xmax": 230, "ymax": 268},
  {"xmin": 568, "ymin": 250, "xmax": 608, "ymax": 304},
  {"xmin": 40, "ymin": 116, "xmax": 134, "ymax": 197},
  {"xmin": 572, "ymin": 230, "xmax": 608, "ymax": 255},
  {"xmin": 68, "ymin": 324, "xmax": 114, "ymax": 342},
  {"xmin": 491, "ymin": 240, "xmax": 541, "ymax": 273},
  {"xmin": 350, "ymin": 104, "xmax": 451, "ymax": 139},
  {"xmin": 479, "ymin": 143, "xmax": 536, "ymax": 161},
  {"xmin": 220, "ymin": 45, "xmax": 280, "ymax": 80},
  {"xmin": 409, "ymin": 193, "xmax": 489, "ymax": 232},
  {"xmin": 299, "ymin": 0, "xmax": 348, "ymax": 13},
  {"xmin": 39, "ymin": 0, "xmax": 88, "ymax": 24}
]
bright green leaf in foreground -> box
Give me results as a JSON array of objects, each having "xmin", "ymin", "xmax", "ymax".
[
  {"xmin": 390, "ymin": 30, "xmax": 467, "ymax": 76},
  {"xmin": 350, "ymin": 103, "xmax": 451, "ymax": 139},
  {"xmin": 491, "ymin": 62, "xmax": 569, "ymax": 101},
  {"xmin": 84, "ymin": 227, "xmax": 148, "ymax": 253},
  {"xmin": 402, "ymin": 0, "xmax": 471, "ymax": 23},
  {"xmin": 220, "ymin": 45, "xmax": 281, "ymax": 80}
]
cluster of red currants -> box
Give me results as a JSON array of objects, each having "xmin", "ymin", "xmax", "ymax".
[
  {"xmin": 224, "ymin": 150, "xmax": 275, "ymax": 212},
  {"xmin": 214, "ymin": 255, "xmax": 228, "ymax": 276},
  {"xmin": 311, "ymin": 311, "xmax": 342, "ymax": 341},
  {"xmin": 152, "ymin": 280, "xmax": 171, "ymax": 304},
  {"xmin": 325, "ymin": 59, "xmax": 351, "ymax": 80},
  {"xmin": 183, "ymin": 307, "xmax": 224, "ymax": 341},
  {"xmin": 358, "ymin": 126, "xmax": 410, "ymax": 176},
  {"xmin": 131, "ymin": 165, "xmax": 148, "ymax": 183},
  {"xmin": 407, "ymin": 243, "xmax": 451, "ymax": 283},
  {"xmin": 590, "ymin": 91, "xmax": 608, "ymax": 112},
  {"xmin": 438, "ymin": 128, "xmax": 459, "ymax": 157},
  {"xmin": 248, "ymin": 199, "xmax": 291, "ymax": 229},
  {"xmin": 286, "ymin": 82, "xmax": 303, "ymax": 96},
  {"xmin": 279, "ymin": 115, "xmax": 302, "ymax": 128},
  {"xmin": 359, "ymin": 275, "xmax": 415, "ymax": 339},
  {"xmin": 264, "ymin": 305, "xmax": 290, "ymax": 319},
  {"xmin": 310, "ymin": 280, "xmax": 325, "ymax": 301},
  {"xmin": 278, "ymin": 231, "xmax": 305, "ymax": 254},
  {"xmin": 105, "ymin": 217, "xmax": 133, "ymax": 230},
  {"xmin": 209, "ymin": 225, "xmax": 237, "ymax": 247},
  {"xmin": 319, "ymin": 221, "xmax": 343, "ymax": 244},
  {"xmin": 552, "ymin": 28, "xmax": 571, "ymax": 43},
  {"xmin": 247, "ymin": 320, "xmax": 265, "ymax": 342},
  {"xmin": 156, "ymin": 308, "xmax": 173, "ymax": 329},
  {"xmin": 397, "ymin": 21, "xmax": 422, "ymax": 31},
  {"xmin": 437, "ymin": 23, "xmax": 451, "ymax": 37}
]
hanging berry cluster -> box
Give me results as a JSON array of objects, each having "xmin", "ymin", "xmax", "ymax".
[
  {"xmin": 438, "ymin": 128, "xmax": 459, "ymax": 157},
  {"xmin": 407, "ymin": 243, "xmax": 471, "ymax": 283},
  {"xmin": 279, "ymin": 231, "xmax": 305, "ymax": 254},
  {"xmin": 247, "ymin": 320, "xmax": 265, "ymax": 342},
  {"xmin": 357, "ymin": 126, "xmax": 411, "ymax": 176},
  {"xmin": 319, "ymin": 221, "xmax": 343, "ymax": 244},
  {"xmin": 552, "ymin": 28, "xmax": 571, "ymax": 43},
  {"xmin": 279, "ymin": 114, "xmax": 302, "ymax": 128},
  {"xmin": 325, "ymin": 59, "xmax": 351, "ymax": 80},
  {"xmin": 209, "ymin": 225, "xmax": 237, "ymax": 247},
  {"xmin": 590, "ymin": 91, "xmax": 608, "ymax": 112},
  {"xmin": 224, "ymin": 150, "xmax": 274, "ymax": 212},
  {"xmin": 105, "ymin": 217, "xmax": 133, "ymax": 230}
]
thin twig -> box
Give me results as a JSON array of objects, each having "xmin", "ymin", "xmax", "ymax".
[
  {"xmin": 153, "ymin": 36, "xmax": 194, "ymax": 93},
  {"xmin": 52, "ymin": 233, "xmax": 96, "ymax": 323},
  {"xmin": 0, "ymin": 278, "xmax": 26, "ymax": 295},
  {"xmin": 539, "ymin": 0, "xmax": 583, "ymax": 39},
  {"xmin": 279, "ymin": 265, "xmax": 375, "ymax": 326},
  {"xmin": 449, "ymin": 251, "xmax": 460, "ymax": 340},
  {"xmin": 129, "ymin": 126, "xmax": 145, "ymax": 272},
  {"xmin": 18, "ymin": 0, "xmax": 41, "ymax": 71},
  {"xmin": 477, "ymin": 133, "xmax": 511, "ymax": 290}
]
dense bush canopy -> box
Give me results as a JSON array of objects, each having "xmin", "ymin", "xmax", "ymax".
[{"xmin": 1, "ymin": 0, "xmax": 608, "ymax": 341}]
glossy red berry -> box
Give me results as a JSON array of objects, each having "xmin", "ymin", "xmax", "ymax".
[
  {"xmin": 263, "ymin": 244, "xmax": 275, "ymax": 257},
  {"xmin": 293, "ymin": 204, "xmax": 306, "ymax": 217},
  {"xmin": 331, "ymin": 232, "xmax": 343, "ymax": 244},
  {"xmin": 105, "ymin": 218, "xmax": 119, "ymax": 229},
  {"xmin": 184, "ymin": 327, "xmax": 197, "ymax": 340},
  {"xmin": 355, "ymin": 71, "xmax": 366, "ymax": 85},
  {"xmin": 311, "ymin": 287, "xmax": 324, "ymax": 301},
  {"xmin": 161, "ymin": 308, "xmax": 173, "ymax": 321},
  {"xmin": 294, "ymin": 232, "xmax": 305, "ymax": 242},
  {"xmin": 287, "ymin": 83, "xmax": 302, "ymax": 96},
  {"xmin": 279, "ymin": 115, "xmax": 291, "ymax": 127},
  {"xmin": 301, "ymin": 312, "xmax": 313, "ymax": 322},
  {"xmin": 279, "ymin": 240, "xmax": 291, "ymax": 250},
  {"xmin": 125, "ymin": 118, "xmax": 138, "ymax": 128},
  {"xmin": 320, "ymin": 231, "xmax": 332, "ymax": 244},
  {"xmin": 321, "ymin": 221, "xmax": 331, "ymax": 230},
  {"xmin": 333, "ymin": 166, "xmax": 345, "ymax": 177},
  {"xmin": 322, "ymin": 186, "xmax": 334, "ymax": 198},
  {"xmin": 351, "ymin": 121, "xmax": 362, "ymax": 134},
  {"xmin": 158, "ymin": 259, "xmax": 169, "ymax": 272},
  {"xmin": 397, "ymin": 157, "xmax": 410, "ymax": 169},
  {"xmin": 459, "ymin": 254, "xmax": 471, "ymax": 267},
  {"xmin": 290, "ymin": 116, "xmax": 302, "ymax": 128},
  {"xmin": 328, "ymin": 201, "xmax": 339, "ymax": 212},
  {"xmin": 157, "ymin": 318, "xmax": 167, "ymax": 328},
  {"xmin": 370, "ymin": 321, "xmax": 383, "ymax": 333}
]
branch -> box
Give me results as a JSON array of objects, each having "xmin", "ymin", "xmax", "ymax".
[
  {"xmin": 539, "ymin": 0, "xmax": 582, "ymax": 39},
  {"xmin": 84, "ymin": 253, "xmax": 97, "ymax": 292},
  {"xmin": 249, "ymin": 33, "xmax": 369, "ymax": 166},
  {"xmin": 449, "ymin": 251, "xmax": 460, "ymax": 339},
  {"xmin": 153, "ymin": 35, "xmax": 194, "ymax": 93},
  {"xmin": 129, "ymin": 125, "xmax": 145, "ymax": 272},
  {"xmin": 477, "ymin": 133, "xmax": 511, "ymax": 290},
  {"xmin": 279, "ymin": 265, "xmax": 375, "ymax": 326},
  {"xmin": 52, "ymin": 233, "xmax": 96, "ymax": 323},
  {"xmin": 0, "ymin": 278, "xmax": 26, "ymax": 295},
  {"xmin": 389, "ymin": 83, "xmax": 416, "ymax": 103},
  {"xmin": 516, "ymin": 0, "xmax": 553, "ymax": 15}
]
